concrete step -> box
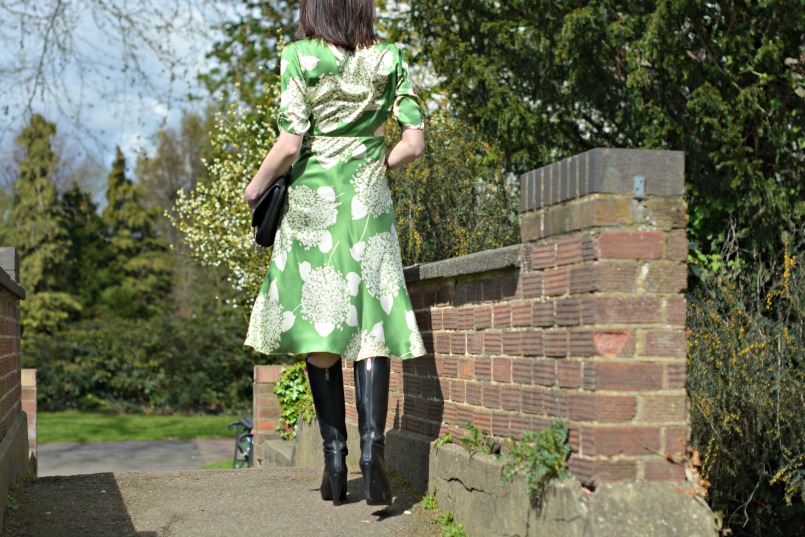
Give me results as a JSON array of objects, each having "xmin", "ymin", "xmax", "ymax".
[{"xmin": 259, "ymin": 436, "xmax": 294, "ymax": 467}]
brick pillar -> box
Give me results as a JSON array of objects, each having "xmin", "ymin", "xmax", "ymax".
[
  {"xmin": 519, "ymin": 148, "xmax": 688, "ymax": 484},
  {"xmin": 253, "ymin": 365, "xmax": 284, "ymax": 455},
  {"xmin": 21, "ymin": 369, "xmax": 36, "ymax": 468}
]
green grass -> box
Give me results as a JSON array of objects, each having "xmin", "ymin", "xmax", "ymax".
[
  {"xmin": 201, "ymin": 459, "xmax": 236, "ymax": 470},
  {"xmin": 38, "ymin": 411, "xmax": 241, "ymax": 444}
]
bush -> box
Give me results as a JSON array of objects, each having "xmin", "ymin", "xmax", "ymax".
[
  {"xmin": 688, "ymin": 239, "xmax": 805, "ymax": 536},
  {"xmin": 386, "ymin": 112, "xmax": 520, "ymax": 266},
  {"xmin": 272, "ymin": 361, "xmax": 315, "ymax": 440},
  {"xmin": 22, "ymin": 316, "xmax": 264, "ymax": 413}
]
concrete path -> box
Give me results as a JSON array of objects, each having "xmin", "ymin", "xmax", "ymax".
[
  {"xmin": 38, "ymin": 439, "xmax": 234, "ymax": 476},
  {"xmin": 3, "ymin": 467, "xmax": 438, "ymax": 537}
]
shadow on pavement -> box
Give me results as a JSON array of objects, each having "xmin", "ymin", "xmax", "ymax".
[
  {"xmin": 3, "ymin": 473, "xmax": 157, "ymax": 537},
  {"xmin": 303, "ymin": 473, "xmax": 424, "ymax": 522}
]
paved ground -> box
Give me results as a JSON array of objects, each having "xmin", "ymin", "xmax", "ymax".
[
  {"xmin": 3, "ymin": 467, "xmax": 439, "ymax": 537},
  {"xmin": 38, "ymin": 439, "xmax": 234, "ymax": 476}
]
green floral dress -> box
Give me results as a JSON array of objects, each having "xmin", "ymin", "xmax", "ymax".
[{"xmin": 245, "ymin": 39, "xmax": 426, "ymax": 362}]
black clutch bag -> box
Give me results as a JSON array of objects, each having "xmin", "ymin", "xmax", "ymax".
[{"xmin": 251, "ymin": 170, "xmax": 291, "ymax": 247}]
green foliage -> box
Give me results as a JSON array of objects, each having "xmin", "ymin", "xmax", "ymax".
[
  {"xmin": 387, "ymin": 113, "xmax": 519, "ymax": 266},
  {"xmin": 435, "ymin": 432, "xmax": 453, "ymax": 449},
  {"xmin": 171, "ymin": 85, "xmax": 281, "ymax": 301},
  {"xmin": 273, "ymin": 361, "xmax": 315, "ymax": 440},
  {"xmin": 8, "ymin": 114, "xmax": 79, "ymax": 334},
  {"xmin": 134, "ymin": 110, "xmax": 237, "ymax": 320},
  {"xmin": 410, "ymin": 0, "xmax": 805, "ymax": 264},
  {"xmin": 59, "ymin": 183, "xmax": 115, "ymax": 314},
  {"xmin": 433, "ymin": 510, "xmax": 467, "ymax": 537},
  {"xmin": 200, "ymin": 1, "xmax": 295, "ymax": 104},
  {"xmin": 688, "ymin": 238, "xmax": 805, "ymax": 536},
  {"xmin": 500, "ymin": 420, "xmax": 571, "ymax": 504},
  {"xmin": 6, "ymin": 483, "xmax": 20, "ymax": 511},
  {"xmin": 422, "ymin": 488, "xmax": 438, "ymax": 510},
  {"xmin": 460, "ymin": 420, "xmax": 499, "ymax": 455},
  {"xmin": 22, "ymin": 317, "xmax": 260, "ymax": 413},
  {"xmin": 101, "ymin": 147, "xmax": 173, "ymax": 319}
]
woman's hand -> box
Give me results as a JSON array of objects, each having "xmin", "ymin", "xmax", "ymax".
[
  {"xmin": 245, "ymin": 130, "xmax": 304, "ymax": 211},
  {"xmin": 386, "ymin": 127, "xmax": 425, "ymax": 170}
]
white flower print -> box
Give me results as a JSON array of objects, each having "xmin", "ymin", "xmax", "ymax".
[
  {"xmin": 361, "ymin": 231, "xmax": 405, "ymax": 314},
  {"xmin": 351, "ymin": 160, "xmax": 392, "ymax": 219},
  {"xmin": 282, "ymin": 185, "xmax": 340, "ymax": 252},
  {"xmin": 308, "ymin": 46, "xmax": 391, "ymax": 131},
  {"xmin": 298, "ymin": 54, "xmax": 320, "ymax": 72},
  {"xmin": 245, "ymin": 281, "xmax": 296, "ymax": 353},
  {"xmin": 343, "ymin": 322, "xmax": 391, "ymax": 361},
  {"xmin": 306, "ymin": 136, "xmax": 368, "ymax": 170},
  {"xmin": 406, "ymin": 311, "xmax": 426, "ymax": 356},
  {"xmin": 301, "ymin": 265, "xmax": 352, "ymax": 337},
  {"xmin": 280, "ymin": 75, "xmax": 309, "ymax": 133}
]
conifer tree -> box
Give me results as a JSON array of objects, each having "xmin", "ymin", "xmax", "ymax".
[
  {"xmin": 9, "ymin": 114, "xmax": 80, "ymax": 333},
  {"xmin": 100, "ymin": 147, "xmax": 172, "ymax": 319},
  {"xmin": 60, "ymin": 182, "xmax": 115, "ymax": 314}
]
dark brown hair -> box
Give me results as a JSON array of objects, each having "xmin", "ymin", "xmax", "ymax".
[{"xmin": 296, "ymin": 0, "xmax": 376, "ymax": 51}]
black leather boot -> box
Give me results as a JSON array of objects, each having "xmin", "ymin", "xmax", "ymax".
[
  {"xmin": 306, "ymin": 360, "xmax": 348, "ymax": 505},
  {"xmin": 354, "ymin": 357, "xmax": 392, "ymax": 505}
]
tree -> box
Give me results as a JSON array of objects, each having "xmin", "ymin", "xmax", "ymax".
[
  {"xmin": 100, "ymin": 147, "xmax": 172, "ymax": 319},
  {"xmin": 387, "ymin": 114, "xmax": 519, "ymax": 265},
  {"xmin": 59, "ymin": 182, "xmax": 115, "ymax": 315},
  {"xmin": 0, "ymin": 0, "xmax": 223, "ymax": 147},
  {"xmin": 135, "ymin": 110, "xmax": 236, "ymax": 319},
  {"xmin": 171, "ymin": 88, "xmax": 281, "ymax": 306},
  {"xmin": 7, "ymin": 114, "xmax": 80, "ymax": 333},
  {"xmin": 201, "ymin": 0, "xmax": 297, "ymax": 104},
  {"xmin": 409, "ymin": 0, "xmax": 805, "ymax": 262},
  {"xmin": 136, "ymin": 112, "xmax": 212, "ymax": 240}
]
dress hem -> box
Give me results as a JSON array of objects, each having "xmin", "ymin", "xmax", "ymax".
[{"xmin": 243, "ymin": 341, "xmax": 424, "ymax": 361}]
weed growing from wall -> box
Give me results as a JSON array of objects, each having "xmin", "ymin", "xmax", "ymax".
[
  {"xmin": 500, "ymin": 420, "xmax": 571, "ymax": 504},
  {"xmin": 460, "ymin": 420, "xmax": 499, "ymax": 455}
]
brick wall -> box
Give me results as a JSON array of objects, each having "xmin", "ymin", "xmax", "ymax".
[
  {"xmin": 0, "ymin": 248, "xmax": 24, "ymax": 441},
  {"xmin": 253, "ymin": 365, "xmax": 283, "ymax": 446},
  {"xmin": 352, "ymin": 148, "xmax": 688, "ymax": 487},
  {"xmin": 254, "ymin": 148, "xmax": 690, "ymax": 487}
]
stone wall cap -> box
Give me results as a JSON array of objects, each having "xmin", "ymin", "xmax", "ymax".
[
  {"xmin": 21, "ymin": 369, "xmax": 36, "ymax": 387},
  {"xmin": 0, "ymin": 268, "xmax": 25, "ymax": 300},
  {"xmin": 404, "ymin": 244, "xmax": 521, "ymax": 283},
  {"xmin": 520, "ymin": 148, "xmax": 685, "ymax": 212}
]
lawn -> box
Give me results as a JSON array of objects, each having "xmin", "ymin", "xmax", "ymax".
[{"xmin": 38, "ymin": 411, "xmax": 242, "ymax": 444}]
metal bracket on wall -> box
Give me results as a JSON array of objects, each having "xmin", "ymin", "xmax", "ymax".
[{"xmin": 633, "ymin": 175, "xmax": 645, "ymax": 199}]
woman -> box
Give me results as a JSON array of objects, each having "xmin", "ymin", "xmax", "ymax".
[{"xmin": 243, "ymin": 0, "xmax": 426, "ymax": 506}]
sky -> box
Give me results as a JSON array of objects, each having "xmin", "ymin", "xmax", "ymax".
[{"xmin": 0, "ymin": 1, "xmax": 233, "ymax": 190}]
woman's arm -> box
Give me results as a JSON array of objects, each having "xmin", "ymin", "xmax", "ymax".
[
  {"xmin": 385, "ymin": 127, "xmax": 424, "ymax": 170},
  {"xmin": 244, "ymin": 130, "xmax": 304, "ymax": 211}
]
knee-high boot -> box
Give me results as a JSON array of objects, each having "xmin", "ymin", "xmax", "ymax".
[
  {"xmin": 306, "ymin": 360, "xmax": 348, "ymax": 505},
  {"xmin": 354, "ymin": 357, "xmax": 392, "ymax": 505}
]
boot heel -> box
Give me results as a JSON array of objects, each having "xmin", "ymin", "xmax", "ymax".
[
  {"xmin": 330, "ymin": 473, "xmax": 347, "ymax": 506},
  {"xmin": 362, "ymin": 462, "xmax": 392, "ymax": 505}
]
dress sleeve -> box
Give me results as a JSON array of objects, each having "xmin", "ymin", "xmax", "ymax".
[
  {"xmin": 277, "ymin": 44, "xmax": 311, "ymax": 135},
  {"xmin": 391, "ymin": 47, "xmax": 424, "ymax": 130}
]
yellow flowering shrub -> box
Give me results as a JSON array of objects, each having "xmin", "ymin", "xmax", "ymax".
[{"xmin": 688, "ymin": 240, "xmax": 805, "ymax": 535}]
